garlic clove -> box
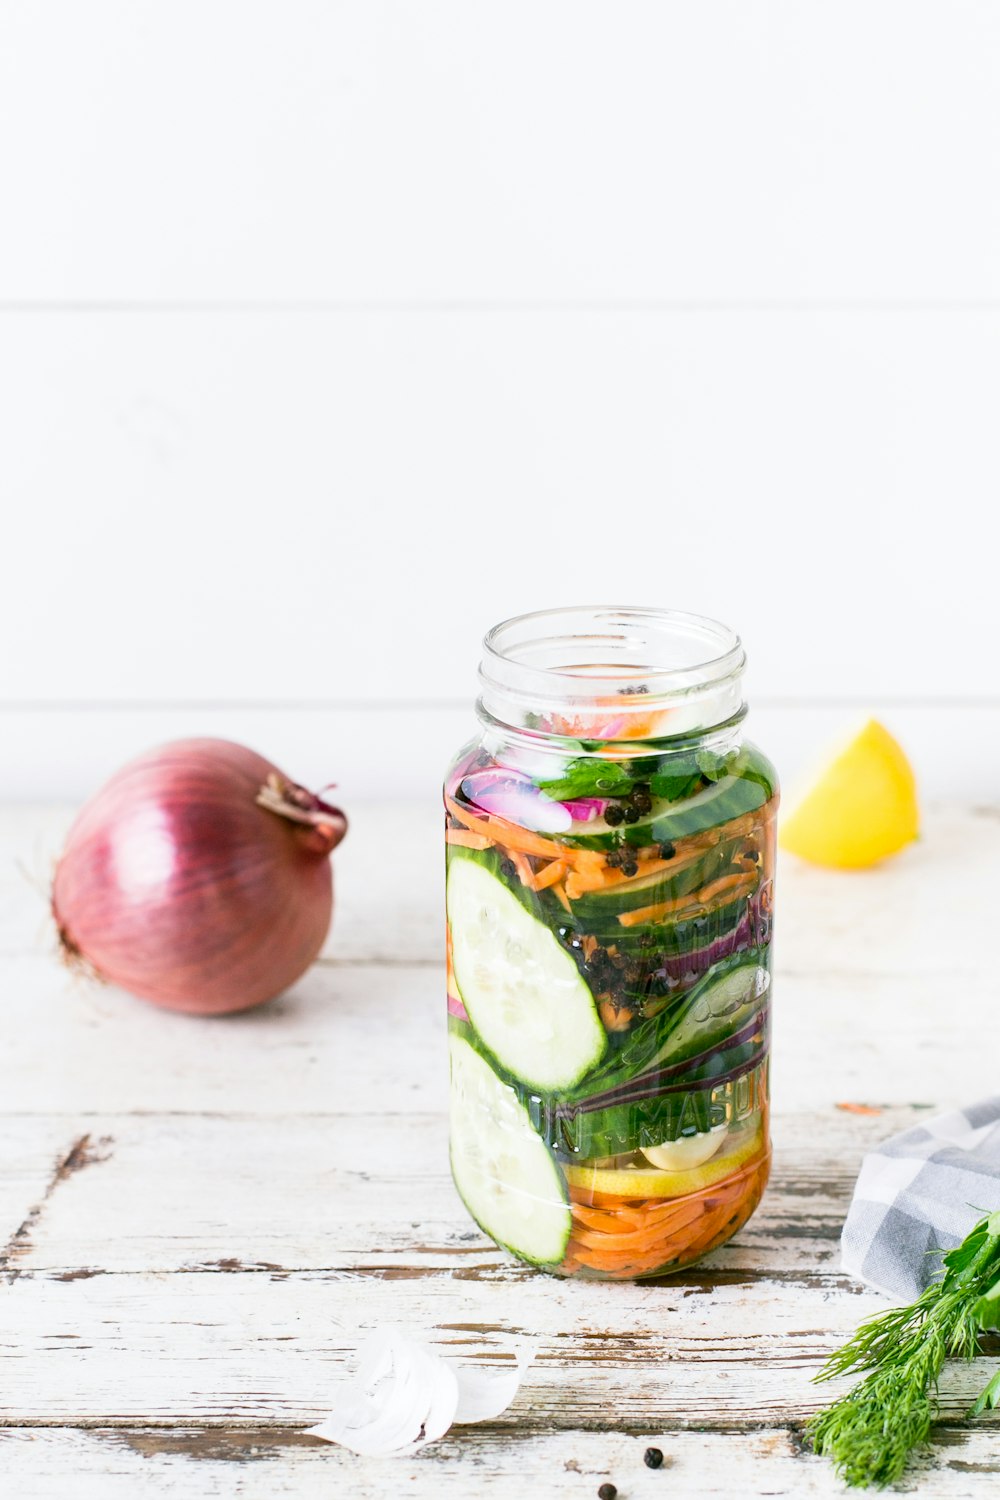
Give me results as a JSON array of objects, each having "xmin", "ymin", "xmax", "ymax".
[{"xmin": 642, "ymin": 1124, "xmax": 729, "ymax": 1171}]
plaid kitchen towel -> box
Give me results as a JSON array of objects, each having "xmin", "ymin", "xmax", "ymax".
[{"xmin": 841, "ymin": 1098, "xmax": 1000, "ymax": 1301}]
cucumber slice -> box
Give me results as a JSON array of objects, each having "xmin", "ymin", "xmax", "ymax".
[
  {"xmin": 449, "ymin": 1034, "xmax": 571, "ymax": 1266},
  {"xmin": 447, "ymin": 853, "xmax": 607, "ymax": 1091},
  {"xmin": 569, "ymin": 842, "xmax": 730, "ymax": 921},
  {"xmin": 561, "ymin": 773, "xmax": 769, "ymax": 850},
  {"xmin": 646, "ymin": 957, "xmax": 770, "ymax": 1073}
]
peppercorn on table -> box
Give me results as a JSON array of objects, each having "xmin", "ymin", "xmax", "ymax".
[{"xmin": 2, "ymin": 801, "xmax": 999, "ymax": 1498}]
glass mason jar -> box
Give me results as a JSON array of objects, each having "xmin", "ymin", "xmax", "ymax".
[{"xmin": 444, "ymin": 607, "xmax": 777, "ymax": 1280}]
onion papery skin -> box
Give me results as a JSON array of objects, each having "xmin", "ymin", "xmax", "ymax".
[{"xmin": 52, "ymin": 738, "xmax": 347, "ymax": 1015}]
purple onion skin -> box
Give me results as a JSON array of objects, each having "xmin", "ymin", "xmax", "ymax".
[
  {"xmin": 651, "ymin": 912, "xmax": 753, "ymax": 995},
  {"xmin": 555, "ymin": 1040, "xmax": 769, "ymax": 1126},
  {"xmin": 460, "ymin": 770, "xmax": 573, "ymax": 834},
  {"xmin": 562, "ymin": 1008, "xmax": 769, "ymax": 1116}
]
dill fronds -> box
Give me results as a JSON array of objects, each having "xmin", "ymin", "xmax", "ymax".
[{"xmin": 807, "ymin": 1210, "xmax": 1000, "ymax": 1487}]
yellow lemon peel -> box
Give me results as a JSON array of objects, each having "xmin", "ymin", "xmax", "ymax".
[{"xmin": 779, "ymin": 719, "xmax": 918, "ymax": 869}]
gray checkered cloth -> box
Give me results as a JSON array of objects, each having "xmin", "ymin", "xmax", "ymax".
[{"xmin": 842, "ymin": 1098, "xmax": 1000, "ymax": 1301}]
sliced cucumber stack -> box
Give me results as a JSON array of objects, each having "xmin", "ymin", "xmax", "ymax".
[
  {"xmin": 447, "ymin": 853, "xmax": 606, "ymax": 1091},
  {"xmin": 449, "ymin": 1034, "xmax": 571, "ymax": 1266}
]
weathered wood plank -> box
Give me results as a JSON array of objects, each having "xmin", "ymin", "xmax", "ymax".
[
  {"xmin": 0, "ymin": 956, "xmax": 445, "ymax": 1116},
  {"xmin": 0, "ymin": 1108, "xmax": 915, "ymax": 1275},
  {"xmin": 0, "ymin": 1120, "xmax": 86, "ymax": 1265},
  {"xmin": 0, "ymin": 1422, "xmax": 995, "ymax": 1500},
  {"xmin": 4, "ymin": 1264, "xmax": 999, "ymax": 1429},
  {"xmin": 2, "ymin": 1423, "xmax": 999, "ymax": 1500},
  {"xmin": 0, "ymin": 953, "xmax": 989, "ymax": 1116},
  {"xmin": 3, "ymin": 797, "xmax": 997, "ymax": 1496}
]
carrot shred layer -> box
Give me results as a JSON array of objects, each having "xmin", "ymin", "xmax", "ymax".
[
  {"xmin": 617, "ymin": 870, "xmax": 758, "ymax": 927},
  {"xmin": 445, "ymin": 829, "xmax": 493, "ymax": 850},
  {"xmin": 561, "ymin": 1149, "xmax": 771, "ymax": 1278},
  {"xmin": 445, "ymin": 794, "xmax": 604, "ymax": 870},
  {"xmin": 530, "ymin": 859, "xmax": 568, "ymax": 892}
]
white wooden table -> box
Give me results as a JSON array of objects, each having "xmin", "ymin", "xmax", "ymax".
[{"xmin": 3, "ymin": 800, "xmax": 999, "ymax": 1497}]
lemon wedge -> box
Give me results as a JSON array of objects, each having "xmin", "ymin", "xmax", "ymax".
[
  {"xmin": 779, "ymin": 719, "xmax": 919, "ymax": 869},
  {"xmin": 565, "ymin": 1125, "xmax": 764, "ymax": 1200}
]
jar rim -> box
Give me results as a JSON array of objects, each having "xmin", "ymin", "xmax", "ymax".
[{"xmin": 479, "ymin": 606, "xmax": 746, "ymax": 733}]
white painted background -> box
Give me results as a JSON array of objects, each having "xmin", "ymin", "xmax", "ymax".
[{"xmin": 2, "ymin": 2, "xmax": 998, "ymax": 800}]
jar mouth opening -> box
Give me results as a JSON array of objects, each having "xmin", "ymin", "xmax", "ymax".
[{"xmin": 479, "ymin": 606, "xmax": 746, "ymax": 738}]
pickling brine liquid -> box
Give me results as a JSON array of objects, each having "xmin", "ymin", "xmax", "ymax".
[{"xmin": 445, "ymin": 607, "xmax": 776, "ymax": 1279}]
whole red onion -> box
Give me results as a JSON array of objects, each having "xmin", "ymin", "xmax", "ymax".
[{"xmin": 52, "ymin": 738, "xmax": 348, "ymax": 1015}]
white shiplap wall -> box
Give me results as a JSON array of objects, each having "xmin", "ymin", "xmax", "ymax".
[{"xmin": 2, "ymin": 4, "xmax": 998, "ymax": 800}]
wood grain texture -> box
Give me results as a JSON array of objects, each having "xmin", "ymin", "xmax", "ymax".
[
  {"xmin": 0, "ymin": 1108, "xmax": 939, "ymax": 1277},
  {"xmin": 3, "ymin": 1426, "xmax": 998, "ymax": 1500},
  {"xmin": 2, "ymin": 800, "xmax": 999, "ymax": 1495}
]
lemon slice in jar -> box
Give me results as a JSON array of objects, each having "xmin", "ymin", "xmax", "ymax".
[
  {"xmin": 566, "ymin": 1125, "xmax": 765, "ymax": 1200},
  {"xmin": 779, "ymin": 719, "xmax": 919, "ymax": 869}
]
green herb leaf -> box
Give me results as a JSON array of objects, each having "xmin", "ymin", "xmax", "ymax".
[
  {"xmin": 808, "ymin": 1213, "xmax": 1000, "ymax": 1488},
  {"xmin": 649, "ymin": 769, "xmax": 705, "ymax": 802},
  {"xmin": 970, "ymin": 1368, "xmax": 1000, "ymax": 1418},
  {"xmin": 537, "ymin": 758, "xmax": 635, "ymax": 801},
  {"xmin": 971, "ymin": 1275, "xmax": 1000, "ymax": 1329}
]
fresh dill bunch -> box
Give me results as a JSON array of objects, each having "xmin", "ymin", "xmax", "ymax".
[{"xmin": 807, "ymin": 1210, "xmax": 1000, "ymax": 1488}]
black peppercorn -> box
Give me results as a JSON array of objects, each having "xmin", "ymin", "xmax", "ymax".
[
  {"xmin": 622, "ymin": 806, "xmax": 640, "ymax": 824},
  {"xmin": 659, "ymin": 841, "xmax": 676, "ymax": 860},
  {"xmin": 606, "ymin": 849, "xmax": 622, "ymax": 868},
  {"xmin": 598, "ymin": 1486, "xmax": 617, "ymax": 1500},
  {"xmin": 644, "ymin": 1446, "xmax": 664, "ymax": 1469},
  {"xmin": 631, "ymin": 793, "xmax": 652, "ymax": 814},
  {"xmin": 604, "ymin": 804, "xmax": 625, "ymax": 826},
  {"xmin": 622, "ymin": 859, "xmax": 638, "ymax": 877}
]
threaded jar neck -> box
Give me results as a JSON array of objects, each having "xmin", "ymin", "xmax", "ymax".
[{"xmin": 477, "ymin": 606, "xmax": 747, "ymax": 751}]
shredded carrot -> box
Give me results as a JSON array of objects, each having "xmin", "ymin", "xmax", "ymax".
[
  {"xmin": 571, "ymin": 1203, "xmax": 648, "ymax": 1234},
  {"xmin": 564, "ymin": 842, "xmax": 717, "ymax": 899},
  {"xmin": 562, "ymin": 1150, "xmax": 771, "ymax": 1276},
  {"xmin": 552, "ymin": 882, "xmax": 571, "ymax": 914},
  {"xmin": 509, "ymin": 850, "xmax": 534, "ymax": 887},
  {"xmin": 572, "ymin": 1200, "xmax": 706, "ymax": 1252},
  {"xmin": 616, "ymin": 894, "xmax": 704, "ymax": 928},
  {"xmin": 617, "ymin": 870, "xmax": 758, "ymax": 927},
  {"xmin": 565, "ymin": 858, "xmax": 670, "ymax": 900},
  {"xmin": 599, "ymin": 998, "xmax": 634, "ymax": 1032},
  {"xmin": 695, "ymin": 872, "xmax": 756, "ymax": 904},
  {"xmin": 445, "ymin": 829, "xmax": 493, "ymax": 850},
  {"xmin": 444, "ymin": 794, "xmax": 604, "ymax": 870},
  {"xmin": 529, "ymin": 858, "xmax": 567, "ymax": 892}
]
